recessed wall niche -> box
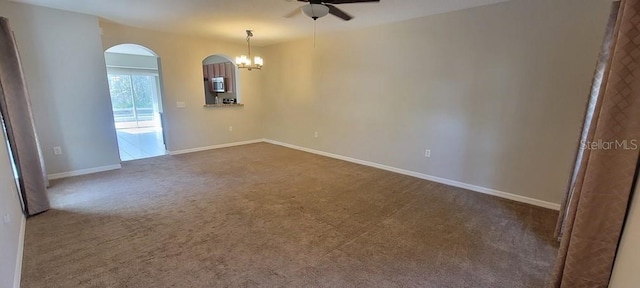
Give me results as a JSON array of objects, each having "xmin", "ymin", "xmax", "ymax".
[{"xmin": 202, "ymin": 55, "xmax": 238, "ymax": 105}]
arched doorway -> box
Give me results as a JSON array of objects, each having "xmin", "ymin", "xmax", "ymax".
[
  {"xmin": 104, "ymin": 44, "xmax": 166, "ymax": 161},
  {"xmin": 202, "ymin": 54, "xmax": 239, "ymax": 105}
]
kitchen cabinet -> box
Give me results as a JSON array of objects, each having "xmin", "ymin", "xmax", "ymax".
[
  {"xmin": 217, "ymin": 63, "xmax": 226, "ymax": 78},
  {"xmin": 213, "ymin": 64, "xmax": 220, "ymax": 77},
  {"xmin": 206, "ymin": 64, "xmax": 215, "ymax": 79},
  {"xmin": 205, "ymin": 63, "xmax": 231, "ymax": 78},
  {"xmin": 225, "ymin": 62, "xmax": 234, "ymax": 93}
]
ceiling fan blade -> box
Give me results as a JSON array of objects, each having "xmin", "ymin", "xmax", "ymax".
[
  {"xmin": 324, "ymin": 0, "xmax": 379, "ymax": 4},
  {"xmin": 325, "ymin": 4, "xmax": 353, "ymax": 21},
  {"xmin": 284, "ymin": 7, "xmax": 301, "ymax": 18}
]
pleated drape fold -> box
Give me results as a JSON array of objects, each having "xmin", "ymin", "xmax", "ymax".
[
  {"xmin": 550, "ymin": 0, "xmax": 640, "ymax": 287},
  {"xmin": 0, "ymin": 17, "xmax": 50, "ymax": 216}
]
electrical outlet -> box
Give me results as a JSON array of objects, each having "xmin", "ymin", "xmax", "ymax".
[
  {"xmin": 314, "ymin": 131, "xmax": 319, "ymax": 138},
  {"xmin": 53, "ymin": 146, "xmax": 62, "ymax": 155},
  {"xmin": 424, "ymin": 149, "xmax": 431, "ymax": 158},
  {"xmin": 229, "ymin": 126, "xmax": 233, "ymax": 132},
  {"xmin": 176, "ymin": 101, "xmax": 186, "ymax": 108}
]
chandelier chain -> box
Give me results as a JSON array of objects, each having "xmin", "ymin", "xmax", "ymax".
[{"xmin": 246, "ymin": 30, "xmax": 252, "ymax": 59}]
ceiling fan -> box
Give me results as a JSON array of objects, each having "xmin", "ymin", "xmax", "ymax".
[{"xmin": 286, "ymin": 0, "xmax": 380, "ymax": 21}]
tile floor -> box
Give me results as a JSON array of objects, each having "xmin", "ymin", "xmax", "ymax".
[{"xmin": 116, "ymin": 126, "xmax": 166, "ymax": 161}]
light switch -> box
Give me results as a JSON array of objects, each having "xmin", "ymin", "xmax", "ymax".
[{"xmin": 176, "ymin": 101, "xmax": 186, "ymax": 108}]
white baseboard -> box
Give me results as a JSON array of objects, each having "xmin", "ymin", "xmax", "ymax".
[
  {"xmin": 13, "ymin": 215, "xmax": 25, "ymax": 288},
  {"xmin": 168, "ymin": 139, "xmax": 264, "ymax": 155},
  {"xmin": 44, "ymin": 139, "xmax": 560, "ymax": 210},
  {"xmin": 48, "ymin": 164, "xmax": 122, "ymax": 180},
  {"xmin": 263, "ymin": 139, "xmax": 561, "ymax": 210}
]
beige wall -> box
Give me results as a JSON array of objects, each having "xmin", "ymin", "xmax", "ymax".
[
  {"xmin": 610, "ymin": 175, "xmax": 640, "ymax": 288},
  {"xmin": 0, "ymin": 3, "xmax": 118, "ymax": 283},
  {"xmin": 100, "ymin": 22, "xmax": 265, "ymax": 152},
  {"xmin": 262, "ymin": 0, "xmax": 611, "ymax": 204},
  {"xmin": 0, "ymin": 1, "xmax": 121, "ymax": 175},
  {"xmin": 2, "ymin": 0, "xmax": 612, "ymax": 204}
]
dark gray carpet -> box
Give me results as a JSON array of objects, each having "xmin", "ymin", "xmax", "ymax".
[{"xmin": 21, "ymin": 143, "xmax": 558, "ymax": 287}]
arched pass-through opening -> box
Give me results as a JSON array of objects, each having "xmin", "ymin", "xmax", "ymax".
[
  {"xmin": 104, "ymin": 44, "xmax": 167, "ymax": 161},
  {"xmin": 202, "ymin": 54, "xmax": 240, "ymax": 105}
]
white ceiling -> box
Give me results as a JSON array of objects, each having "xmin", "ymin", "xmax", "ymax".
[{"xmin": 10, "ymin": 0, "xmax": 511, "ymax": 46}]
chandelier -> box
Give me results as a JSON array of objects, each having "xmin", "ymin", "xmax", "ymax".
[{"xmin": 236, "ymin": 30, "xmax": 263, "ymax": 71}]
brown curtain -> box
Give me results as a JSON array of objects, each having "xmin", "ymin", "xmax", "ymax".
[
  {"xmin": 0, "ymin": 17, "xmax": 50, "ymax": 216},
  {"xmin": 550, "ymin": 0, "xmax": 640, "ymax": 287}
]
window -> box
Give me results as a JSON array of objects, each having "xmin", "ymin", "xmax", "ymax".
[{"xmin": 107, "ymin": 68, "xmax": 161, "ymax": 129}]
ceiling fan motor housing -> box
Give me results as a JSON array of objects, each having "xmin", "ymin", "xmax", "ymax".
[
  {"xmin": 294, "ymin": 0, "xmax": 379, "ymax": 21},
  {"xmin": 301, "ymin": 4, "xmax": 330, "ymax": 20}
]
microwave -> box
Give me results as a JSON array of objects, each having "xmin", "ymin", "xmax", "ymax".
[{"xmin": 210, "ymin": 77, "xmax": 225, "ymax": 93}]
